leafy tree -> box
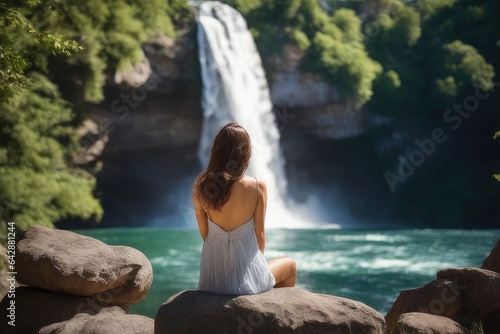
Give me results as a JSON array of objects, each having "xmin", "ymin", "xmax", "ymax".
[
  {"xmin": 227, "ymin": 0, "xmax": 382, "ymax": 106},
  {"xmin": 0, "ymin": 73, "xmax": 103, "ymax": 230},
  {"xmin": 40, "ymin": 0, "xmax": 183, "ymax": 104},
  {"xmin": 0, "ymin": 1, "xmax": 80, "ymax": 103},
  {"xmin": 436, "ymin": 40, "xmax": 494, "ymax": 97},
  {"xmin": 0, "ymin": 0, "xmax": 188, "ymax": 233},
  {"xmin": 307, "ymin": 30, "xmax": 382, "ymax": 104}
]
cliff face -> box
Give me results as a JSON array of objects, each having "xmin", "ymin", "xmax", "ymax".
[
  {"xmin": 267, "ymin": 44, "xmax": 370, "ymax": 139},
  {"xmin": 82, "ymin": 32, "xmax": 202, "ymax": 155},
  {"xmin": 82, "ymin": 33, "xmax": 371, "ymax": 158}
]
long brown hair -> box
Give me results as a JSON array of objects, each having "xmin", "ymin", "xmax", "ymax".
[{"xmin": 195, "ymin": 123, "xmax": 252, "ymax": 211}]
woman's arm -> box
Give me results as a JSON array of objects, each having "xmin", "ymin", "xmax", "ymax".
[
  {"xmin": 192, "ymin": 185, "xmax": 208, "ymax": 241},
  {"xmin": 253, "ymin": 179, "xmax": 267, "ymax": 253}
]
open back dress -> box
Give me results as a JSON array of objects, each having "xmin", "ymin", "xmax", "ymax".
[{"xmin": 198, "ymin": 177, "xmax": 276, "ymax": 295}]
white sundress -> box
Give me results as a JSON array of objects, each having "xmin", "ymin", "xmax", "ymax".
[{"xmin": 198, "ymin": 178, "xmax": 276, "ymax": 295}]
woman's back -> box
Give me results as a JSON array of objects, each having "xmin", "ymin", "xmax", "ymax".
[
  {"xmin": 204, "ymin": 176, "xmax": 259, "ymax": 231},
  {"xmin": 193, "ymin": 122, "xmax": 296, "ymax": 295},
  {"xmin": 198, "ymin": 176, "xmax": 276, "ymax": 295}
]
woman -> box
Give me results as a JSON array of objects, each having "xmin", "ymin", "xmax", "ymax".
[{"xmin": 193, "ymin": 122, "xmax": 296, "ymax": 295}]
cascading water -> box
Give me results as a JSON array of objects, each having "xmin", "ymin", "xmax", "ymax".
[{"xmin": 196, "ymin": 1, "xmax": 331, "ymax": 228}]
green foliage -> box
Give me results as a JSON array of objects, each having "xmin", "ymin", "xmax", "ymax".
[
  {"xmin": 228, "ymin": 0, "xmax": 382, "ymax": 106},
  {"xmin": 308, "ymin": 31, "xmax": 382, "ymax": 104},
  {"xmin": 367, "ymin": 2, "xmax": 421, "ymax": 60},
  {"xmin": 440, "ymin": 40, "xmax": 495, "ymax": 93},
  {"xmin": 331, "ymin": 8, "xmax": 363, "ymax": 46},
  {"xmin": 225, "ymin": 0, "xmax": 263, "ymax": 15},
  {"xmin": 0, "ymin": 73, "xmax": 103, "ymax": 230},
  {"xmin": 417, "ymin": 0, "xmax": 457, "ymax": 21},
  {"xmin": 461, "ymin": 322, "xmax": 484, "ymax": 334},
  {"xmin": 40, "ymin": 0, "xmax": 180, "ymax": 103},
  {"xmin": 0, "ymin": 2, "xmax": 81, "ymax": 103},
  {"xmin": 0, "ymin": 0, "xmax": 188, "ymax": 232},
  {"xmin": 366, "ymin": 0, "xmax": 496, "ymax": 116},
  {"xmin": 305, "ymin": 7, "xmax": 382, "ymax": 104}
]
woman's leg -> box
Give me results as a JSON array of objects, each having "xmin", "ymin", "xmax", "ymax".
[{"xmin": 268, "ymin": 257, "xmax": 297, "ymax": 288}]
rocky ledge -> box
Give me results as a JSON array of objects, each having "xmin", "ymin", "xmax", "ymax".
[
  {"xmin": 386, "ymin": 239, "xmax": 500, "ymax": 334},
  {"xmin": 155, "ymin": 288, "xmax": 387, "ymax": 334}
]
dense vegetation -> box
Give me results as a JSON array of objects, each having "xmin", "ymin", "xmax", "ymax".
[
  {"xmin": 1, "ymin": 0, "xmax": 498, "ymax": 231},
  {"xmin": 226, "ymin": 0, "xmax": 497, "ymax": 112},
  {"xmin": 0, "ymin": 0, "xmax": 189, "ymax": 232}
]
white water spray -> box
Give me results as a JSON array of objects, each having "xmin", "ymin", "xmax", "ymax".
[{"xmin": 197, "ymin": 1, "xmax": 335, "ymax": 228}]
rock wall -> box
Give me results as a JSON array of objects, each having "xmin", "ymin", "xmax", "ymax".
[{"xmin": 267, "ymin": 44, "xmax": 374, "ymax": 139}]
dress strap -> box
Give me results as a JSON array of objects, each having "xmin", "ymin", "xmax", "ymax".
[{"xmin": 254, "ymin": 177, "xmax": 259, "ymax": 212}]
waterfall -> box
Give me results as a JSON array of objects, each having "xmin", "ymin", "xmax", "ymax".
[{"xmin": 196, "ymin": 1, "xmax": 329, "ymax": 228}]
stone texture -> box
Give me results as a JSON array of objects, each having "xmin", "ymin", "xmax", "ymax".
[
  {"xmin": 143, "ymin": 33, "xmax": 196, "ymax": 95},
  {"xmin": 16, "ymin": 226, "xmax": 153, "ymax": 305},
  {"xmin": 385, "ymin": 279, "xmax": 464, "ymax": 333},
  {"xmin": 39, "ymin": 306, "xmax": 154, "ymax": 334},
  {"xmin": 269, "ymin": 44, "xmax": 340, "ymax": 108},
  {"xmin": 437, "ymin": 267, "xmax": 500, "ymax": 319},
  {"xmin": 114, "ymin": 50, "xmax": 152, "ymax": 88},
  {"xmin": 482, "ymin": 240, "xmax": 500, "ymax": 274},
  {"xmin": 0, "ymin": 286, "xmax": 112, "ymax": 334},
  {"xmin": 392, "ymin": 313, "xmax": 462, "ymax": 334},
  {"xmin": 483, "ymin": 311, "xmax": 500, "ymax": 334},
  {"xmin": 155, "ymin": 288, "xmax": 387, "ymax": 334}
]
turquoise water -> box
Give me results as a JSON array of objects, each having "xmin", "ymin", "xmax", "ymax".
[{"xmin": 77, "ymin": 228, "xmax": 499, "ymax": 318}]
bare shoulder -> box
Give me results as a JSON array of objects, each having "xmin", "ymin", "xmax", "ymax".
[{"xmin": 238, "ymin": 175, "xmax": 266, "ymax": 193}]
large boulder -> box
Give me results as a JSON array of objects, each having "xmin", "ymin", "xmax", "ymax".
[
  {"xmin": 392, "ymin": 313, "xmax": 463, "ymax": 334},
  {"xmin": 39, "ymin": 306, "xmax": 154, "ymax": 334},
  {"xmin": 437, "ymin": 267, "xmax": 500, "ymax": 319},
  {"xmin": 16, "ymin": 226, "xmax": 153, "ymax": 305},
  {"xmin": 155, "ymin": 288, "xmax": 387, "ymax": 334},
  {"xmin": 482, "ymin": 240, "xmax": 500, "ymax": 274},
  {"xmin": 483, "ymin": 312, "xmax": 500, "ymax": 334},
  {"xmin": 0, "ymin": 286, "xmax": 112, "ymax": 334},
  {"xmin": 385, "ymin": 279, "xmax": 464, "ymax": 332}
]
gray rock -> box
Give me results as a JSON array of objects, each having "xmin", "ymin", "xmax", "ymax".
[
  {"xmin": 392, "ymin": 313, "xmax": 462, "ymax": 334},
  {"xmin": 155, "ymin": 288, "xmax": 387, "ymax": 334},
  {"xmin": 437, "ymin": 267, "xmax": 500, "ymax": 319},
  {"xmin": 16, "ymin": 226, "xmax": 153, "ymax": 305},
  {"xmin": 385, "ymin": 279, "xmax": 464, "ymax": 332},
  {"xmin": 483, "ymin": 311, "xmax": 500, "ymax": 334},
  {"xmin": 0, "ymin": 286, "xmax": 112, "ymax": 334},
  {"xmin": 114, "ymin": 50, "xmax": 152, "ymax": 88},
  {"xmin": 269, "ymin": 44, "xmax": 340, "ymax": 108},
  {"xmin": 39, "ymin": 306, "xmax": 154, "ymax": 334},
  {"xmin": 482, "ymin": 240, "xmax": 500, "ymax": 274}
]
